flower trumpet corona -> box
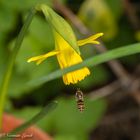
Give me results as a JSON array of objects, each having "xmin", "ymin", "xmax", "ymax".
[{"xmin": 27, "ymin": 32, "xmax": 103, "ymax": 85}]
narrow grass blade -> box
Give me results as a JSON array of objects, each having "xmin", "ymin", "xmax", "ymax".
[
  {"xmin": 27, "ymin": 43, "xmax": 140, "ymax": 87},
  {"xmin": 0, "ymin": 8, "xmax": 36, "ymax": 129}
]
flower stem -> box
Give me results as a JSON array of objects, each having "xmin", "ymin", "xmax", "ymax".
[{"xmin": 0, "ymin": 7, "xmax": 36, "ymax": 129}]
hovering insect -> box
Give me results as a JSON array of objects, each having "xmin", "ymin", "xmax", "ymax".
[{"xmin": 75, "ymin": 88, "xmax": 85, "ymax": 112}]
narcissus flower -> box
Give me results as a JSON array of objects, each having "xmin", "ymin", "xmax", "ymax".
[{"xmin": 27, "ymin": 32, "xmax": 103, "ymax": 85}]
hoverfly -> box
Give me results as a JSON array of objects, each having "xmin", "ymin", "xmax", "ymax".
[{"xmin": 75, "ymin": 88, "xmax": 85, "ymax": 112}]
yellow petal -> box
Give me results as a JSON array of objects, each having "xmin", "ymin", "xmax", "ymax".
[
  {"xmin": 54, "ymin": 32, "xmax": 91, "ymax": 85},
  {"xmin": 63, "ymin": 67, "xmax": 90, "ymax": 85},
  {"xmin": 77, "ymin": 33, "xmax": 104, "ymax": 46},
  {"xmin": 27, "ymin": 50, "xmax": 59, "ymax": 65},
  {"xmin": 36, "ymin": 57, "xmax": 48, "ymax": 65}
]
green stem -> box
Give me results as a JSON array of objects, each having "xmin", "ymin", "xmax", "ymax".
[{"xmin": 0, "ymin": 8, "xmax": 36, "ymax": 129}]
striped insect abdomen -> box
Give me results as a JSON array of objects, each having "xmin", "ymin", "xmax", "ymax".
[
  {"xmin": 77, "ymin": 100, "xmax": 84, "ymax": 112},
  {"xmin": 75, "ymin": 89, "xmax": 85, "ymax": 112}
]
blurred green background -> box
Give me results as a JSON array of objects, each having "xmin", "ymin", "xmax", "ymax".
[{"xmin": 0, "ymin": 0, "xmax": 140, "ymax": 140}]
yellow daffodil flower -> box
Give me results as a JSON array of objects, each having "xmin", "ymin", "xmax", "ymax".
[{"xmin": 27, "ymin": 32, "xmax": 103, "ymax": 85}]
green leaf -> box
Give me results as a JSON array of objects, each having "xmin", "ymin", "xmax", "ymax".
[
  {"xmin": 0, "ymin": 0, "xmax": 52, "ymax": 11},
  {"xmin": 37, "ymin": 4, "xmax": 80, "ymax": 54},
  {"xmin": 12, "ymin": 107, "xmax": 41, "ymax": 120},
  {"xmin": 27, "ymin": 43, "xmax": 140, "ymax": 87},
  {"xmin": 0, "ymin": 47, "xmax": 8, "ymax": 84},
  {"xmin": 54, "ymin": 135, "xmax": 78, "ymax": 140},
  {"xmin": 40, "ymin": 98, "xmax": 106, "ymax": 140},
  {"xmin": 8, "ymin": 16, "xmax": 57, "ymax": 98},
  {"xmin": 11, "ymin": 98, "xmax": 106, "ymax": 140}
]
